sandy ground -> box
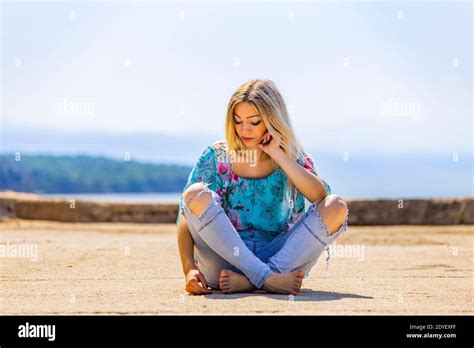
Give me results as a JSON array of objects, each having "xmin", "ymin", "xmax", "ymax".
[{"xmin": 0, "ymin": 219, "xmax": 472, "ymax": 315}]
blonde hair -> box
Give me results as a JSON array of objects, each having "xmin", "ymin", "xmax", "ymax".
[{"xmin": 225, "ymin": 79, "xmax": 307, "ymax": 202}]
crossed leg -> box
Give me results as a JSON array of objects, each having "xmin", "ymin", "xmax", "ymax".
[
  {"xmin": 183, "ymin": 183, "xmax": 350, "ymax": 294},
  {"xmin": 220, "ymin": 195, "xmax": 348, "ymax": 292}
]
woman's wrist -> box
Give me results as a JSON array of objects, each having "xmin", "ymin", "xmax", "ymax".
[
  {"xmin": 270, "ymin": 148, "xmax": 288, "ymax": 164},
  {"xmin": 183, "ymin": 261, "xmax": 196, "ymax": 275}
]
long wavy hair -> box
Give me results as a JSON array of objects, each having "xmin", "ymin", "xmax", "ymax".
[{"xmin": 225, "ymin": 79, "xmax": 307, "ymax": 202}]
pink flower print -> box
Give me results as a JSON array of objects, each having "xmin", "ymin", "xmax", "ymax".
[
  {"xmin": 230, "ymin": 171, "xmax": 239, "ymax": 182},
  {"xmin": 218, "ymin": 162, "xmax": 231, "ymax": 175},
  {"xmin": 216, "ymin": 188, "xmax": 227, "ymax": 197},
  {"xmin": 303, "ymin": 156, "xmax": 315, "ymax": 173},
  {"xmin": 228, "ymin": 209, "xmax": 245, "ymax": 230}
]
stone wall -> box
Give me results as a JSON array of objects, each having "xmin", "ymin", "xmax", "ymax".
[
  {"xmin": 347, "ymin": 198, "xmax": 473, "ymax": 225},
  {"xmin": 0, "ymin": 191, "xmax": 472, "ymax": 225},
  {"xmin": 0, "ymin": 192, "xmax": 178, "ymax": 224}
]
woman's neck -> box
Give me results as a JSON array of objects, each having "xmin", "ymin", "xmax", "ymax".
[{"xmin": 245, "ymin": 145, "xmax": 270, "ymax": 163}]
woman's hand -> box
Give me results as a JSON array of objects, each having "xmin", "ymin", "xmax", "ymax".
[
  {"xmin": 185, "ymin": 269, "xmax": 212, "ymax": 295},
  {"xmin": 258, "ymin": 130, "xmax": 284, "ymax": 159}
]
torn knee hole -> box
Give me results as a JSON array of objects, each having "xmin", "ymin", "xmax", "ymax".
[{"xmin": 184, "ymin": 188, "xmax": 212, "ymax": 218}]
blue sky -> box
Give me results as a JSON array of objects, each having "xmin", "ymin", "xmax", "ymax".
[
  {"xmin": 0, "ymin": 1, "xmax": 472, "ymax": 198},
  {"xmin": 2, "ymin": 1, "xmax": 472, "ymax": 155}
]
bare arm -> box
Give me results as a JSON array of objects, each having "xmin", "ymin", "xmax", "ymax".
[
  {"xmin": 273, "ymin": 150, "xmax": 328, "ymax": 204},
  {"xmin": 177, "ymin": 213, "xmax": 196, "ymax": 275},
  {"xmin": 259, "ymin": 131, "xmax": 329, "ymax": 204},
  {"xmin": 177, "ymin": 212, "xmax": 212, "ymax": 294}
]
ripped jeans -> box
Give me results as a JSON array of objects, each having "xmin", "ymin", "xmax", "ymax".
[{"xmin": 182, "ymin": 184, "xmax": 349, "ymax": 290}]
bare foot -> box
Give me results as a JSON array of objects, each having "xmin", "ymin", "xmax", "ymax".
[
  {"xmin": 262, "ymin": 269, "xmax": 304, "ymax": 295},
  {"xmin": 219, "ymin": 269, "xmax": 257, "ymax": 294}
]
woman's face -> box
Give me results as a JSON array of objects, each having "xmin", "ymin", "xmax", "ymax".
[{"xmin": 233, "ymin": 102, "xmax": 267, "ymax": 148}]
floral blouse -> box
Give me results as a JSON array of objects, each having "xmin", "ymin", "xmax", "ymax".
[{"xmin": 176, "ymin": 140, "xmax": 332, "ymax": 241}]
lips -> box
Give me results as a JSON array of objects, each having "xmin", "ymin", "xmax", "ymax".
[{"xmin": 241, "ymin": 137, "xmax": 254, "ymax": 142}]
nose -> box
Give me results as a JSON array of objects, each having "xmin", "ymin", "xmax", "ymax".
[{"xmin": 241, "ymin": 122, "xmax": 253, "ymax": 134}]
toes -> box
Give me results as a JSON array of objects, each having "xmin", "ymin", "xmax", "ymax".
[
  {"xmin": 219, "ymin": 270, "xmax": 231, "ymax": 281},
  {"xmin": 221, "ymin": 269, "xmax": 233, "ymax": 277},
  {"xmin": 292, "ymin": 283, "xmax": 302, "ymax": 293},
  {"xmin": 220, "ymin": 282, "xmax": 230, "ymax": 289}
]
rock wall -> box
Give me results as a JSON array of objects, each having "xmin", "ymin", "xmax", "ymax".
[
  {"xmin": 347, "ymin": 198, "xmax": 473, "ymax": 225},
  {"xmin": 0, "ymin": 191, "xmax": 472, "ymax": 225},
  {"xmin": 0, "ymin": 192, "xmax": 178, "ymax": 224}
]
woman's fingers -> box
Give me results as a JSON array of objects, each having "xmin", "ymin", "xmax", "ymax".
[
  {"xmin": 200, "ymin": 287, "xmax": 212, "ymax": 294},
  {"xmin": 198, "ymin": 273, "xmax": 210, "ymax": 290},
  {"xmin": 186, "ymin": 279, "xmax": 199, "ymax": 291},
  {"xmin": 198, "ymin": 282, "xmax": 212, "ymax": 294},
  {"xmin": 267, "ymin": 128, "xmax": 280, "ymax": 141},
  {"xmin": 186, "ymin": 281, "xmax": 201, "ymax": 295},
  {"xmin": 262, "ymin": 131, "xmax": 271, "ymax": 144},
  {"xmin": 187, "ymin": 279, "xmax": 211, "ymax": 295}
]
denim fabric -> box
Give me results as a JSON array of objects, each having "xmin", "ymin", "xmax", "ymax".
[
  {"xmin": 183, "ymin": 184, "xmax": 349, "ymax": 290},
  {"xmin": 176, "ymin": 140, "xmax": 333, "ymax": 241}
]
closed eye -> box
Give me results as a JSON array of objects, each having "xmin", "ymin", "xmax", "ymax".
[{"xmin": 234, "ymin": 119, "xmax": 261, "ymax": 126}]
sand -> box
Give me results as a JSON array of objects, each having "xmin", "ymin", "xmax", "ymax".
[{"xmin": 0, "ymin": 219, "xmax": 472, "ymax": 315}]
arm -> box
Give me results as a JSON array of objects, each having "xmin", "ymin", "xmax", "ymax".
[
  {"xmin": 259, "ymin": 132, "xmax": 330, "ymax": 204},
  {"xmin": 273, "ymin": 150, "xmax": 328, "ymax": 204},
  {"xmin": 177, "ymin": 213, "xmax": 196, "ymax": 275},
  {"xmin": 175, "ymin": 145, "xmax": 222, "ymax": 294},
  {"xmin": 177, "ymin": 213, "xmax": 212, "ymax": 294}
]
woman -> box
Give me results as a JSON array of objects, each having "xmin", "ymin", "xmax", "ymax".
[{"xmin": 176, "ymin": 79, "xmax": 349, "ymax": 295}]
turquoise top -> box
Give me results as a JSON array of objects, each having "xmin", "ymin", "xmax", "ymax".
[{"xmin": 176, "ymin": 140, "xmax": 332, "ymax": 241}]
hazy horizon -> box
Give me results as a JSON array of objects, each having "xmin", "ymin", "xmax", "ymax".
[{"xmin": 1, "ymin": 1, "xmax": 472, "ymax": 199}]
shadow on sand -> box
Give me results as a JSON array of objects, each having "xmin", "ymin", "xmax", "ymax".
[{"xmin": 204, "ymin": 288, "xmax": 373, "ymax": 302}]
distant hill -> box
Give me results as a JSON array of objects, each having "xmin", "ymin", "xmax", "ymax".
[
  {"xmin": 1, "ymin": 124, "xmax": 219, "ymax": 165},
  {"xmin": 0, "ymin": 154, "xmax": 192, "ymax": 194},
  {"xmin": 1, "ymin": 125, "xmax": 472, "ymax": 198}
]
